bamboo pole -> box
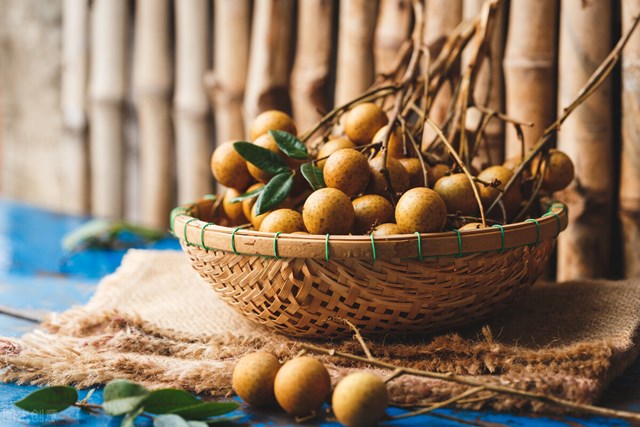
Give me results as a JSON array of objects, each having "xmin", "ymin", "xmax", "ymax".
[
  {"xmin": 89, "ymin": 0, "xmax": 128, "ymax": 219},
  {"xmin": 243, "ymin": 0, "xmax": 295, "ymax": 129},
  {"xmin": 206, "ymin": 0, "xmax": 251, "ymax": 143},
  {"xmin": 290, "ymin": 0, "xmax": 335, "ymax": 134},
  {"xmin": 62, "ymin": 0, "xmax": 90, "ymax": 214},
  {"xmin": 133, "ymin": 0, "xmax": 173, "ymax": 228},
  {"xmin": 374, "ymin": 0, "xmax": 412, "ymax": 75},
  {"xmin": 621, "ymin": 0, "xmax": 640, "ymax": 278},
  {"xmin": 503, "ymin": 0, "xmax": 558, "ymax": 159},
  {"xmin": 334, "ymin": 0, "xmax": 379, "ymax": 106},
  {"xmin": 174, "ymin": 0, "xmax": 212, "ymax": 204},
  {"xmin": 556, "ymin": 0, "xmax": 613, "ymax": 280}
]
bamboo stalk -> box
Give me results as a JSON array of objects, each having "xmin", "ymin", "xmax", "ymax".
[
  {"xmin": 89, "ymin": 0, "xmax": 128, "ymax": 219},
  {"xmin": 62, "ymin": 0, "xmax": 90, "ymax": 214},
  {"xmin": 174, "ymin": 0, "xmax": 212, "ymax": 204},
  {"xmin": 290, "ymin": 0, "xmax": 335, "ymax": 134},
  {"xmin": 206, "ymin": 0, "xmax": 251, "ymax": 143},
  {"xmin": 133, "ymin": 0, "xmax": 173, "ymax": 228},
  {"xmin": 243, "ymin": 0, "xmax": 295, "ymax": 129},
  {"xmin": 620, "ymin": 0, "xmax": 640, "ymax": 278},
  {"xmin": 374, "ymin": 0, "xmax": 412, "ymax": 75},
  {"xmin": 334, "ymin": 0, "xmax": 379, "ymax": 106},
  {"xmin": 556, "ymin": 0, "xmax": 613, "ymax": 281},
  {"xmin": 503, "ymin": 0, "xmax": 558, "ymax": 159}
]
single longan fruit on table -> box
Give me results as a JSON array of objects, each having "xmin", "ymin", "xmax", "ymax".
[
  {"xmin": 302, "ymin": 188, "xmax": 355, "ymax": 234},
  {"xmin": 536, "ymin": 149, "xmax": 575, "ymax": 192},
  {"xmin": 223, "ymin": 189, "xmax": 249, "ymax": 225},
  {"xmin": 324, "ymin": 149, "xmax": 371, "ymax": 197},
  {"xmin": 367, "ymin": 155, "xmax": 410, "ymax": 197},
  {"xmin": 274, "ymin": 356, "xmax": 331, "ymax": 416},
  {"xmin": 477, "ymin": 165, "xmax": 522, "ymax": 216},
  {"xmin": 372, "ymin": 125, "xmax": 405, "ymax": 159},
  {"xmin": 259, "ymin": 209, "xmax": 306, "ymax": 233},
  {"xmin": 344, "ymin": 103, "xmax": 388, "ymax": 146},
  {"xmin": 316, "ymin": 137, "xmax": 356, "ymax": 169},
  {"xmin": 352, "ymin": 195, "xmax": 394, "ymax": 234},
  {"xmin": 433, "ymin": 173, "xmax": 478, "ymax": 216},
  {"xmin": 232, "ymin": 351, "xmax": 281, "ymax": 408},
  {"xmin": 399, "ymin": 158, "xmax": 426, "ymax": 188},
  {"xmin": 371, "ymin": 223, "xmax": 404, "ymax": 237},
  {"xmin": 395, "ymin": 187, "xmax": 447, "ymax": 233},
  {"xmin": 250, "ymin": 110, "xmax": 297, "ymax": 141},
  {"xmin": 332, "ymin": 372, "xmax": 388, "ymax": 427},
  {"xmin": 210, "ymin": 142, "xmax": 252, "ymax": 190}
]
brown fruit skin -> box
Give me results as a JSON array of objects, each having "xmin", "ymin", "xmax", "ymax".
[
  {"xmin": 302, "ymin": 188, "xmax": 355, "ymax": 235},
  {"xmin": 352, "ymin": 195, "xmax": 394, "ymax": 234},
  {"xmin": 274, "ymin": 357, "xmax": 331, "ymax": 416},
  {"xmin": 367, "ymin": 156, "xmax": 410, "ymax": 197},
  {"xmin": 223, "ymin": 189, "xmax": 249, "ymax": 225},
  {"xmin": 332, "ymin": 372, "xmax": 388, "ymax": 427},
  {"xmin": 250, "ymin": 110, "xmax": 297, "ymax": 141},
  {"xmin": 371, "ymin": 223, "xmax": 404, "ymax": 236},
  {"xmin": 247, "ymin": 134, "xmax": 283, "ymax": 183},
  {"xmin": 317, "ymin": 137, "xmax": 356, "ymax": 169},
  {"xmin": 459, "ymin": 222, "xmax": 487, "ymax": 230},
  {"xmin": 399, "ymin": 158, "xmax": 425, "ymax": 188},
  {"xmin": 372, "ymin": 125, "xmax": 405, "ymax": 159},
  {"xmin": 232, "ymin": 352, "xmax": 281, "ymax": 408},
  {"xmin": 324, "ymin": 149, "xmax": 371, "ymax": 197},
  {"xmin": 536, "ymin": 149, "xmax": 575, "ymax": 192},
  {"xmin": 242, "ymin": 183, "xmax": 264, "ymax": 221},
  {"xmin": 259, "ymin": 209, "xmax": 306, "ymax": 233},
  {"xmin": 344, "ymin": 103, "xmax": 388, "ymax": 145},
  {"xmin": 427, "ymin": 164, "xmax": 450, "ymax": 188},
  {"xmin": 433, "ymin": 173, "xmax": 478, "ymax": 216},
  {"xmin": 211, "ymin": 142, "xmax": 253, "ymax": 190},
  {"xmin": 477, "ymin": 166, "xmax": 522, "ymax": 216},
  {"xmin": 395, "ymin": 187, "xmax": 447, "ymax": 233}
]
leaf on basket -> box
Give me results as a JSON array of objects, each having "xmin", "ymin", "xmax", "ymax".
[
  {"xmin": 254, "ymin": 172, "xmax": 294, "ymax": 216},
  {"xmin": 102, "ymin": 379, "xmax": 150, "ymax": 416},
  {"xmin": 229, "ymin": 185, "xmax": 264, "ymax": 204},
  {"xmin": 233, "ymin": 141, "xmax": 289, "ymax": 174},
  {"xmin": 300, "ymin": 163, "xmax": 326, "ymax": 190},
  {"xmin": 143, "ymin": 389, "xmax": 200, "ymax": 414},
  {"xmin": 14, "ymin": 386, "xmax": 78, "ymax": 413},
  {"xmin": 269, "ymin": 130, "xmax": 309, "ymax": 159}
]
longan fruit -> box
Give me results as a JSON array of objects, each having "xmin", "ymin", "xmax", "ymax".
[
  {"xmin": 324, "ymin": 149, "xmax": 371, "ymax": 197},
  {"xmin": 210, "ymin": 142, "xmax": 253, "ymax": 190},
  {"xmin": 535, "ymin": 149, "xmax": 575, "ymax": 192},
  {"xmin": 247, "ymin": 134, "xmax": 282, "ymax": 183},
  {"xmin": 395, "ymin": 187, "xmax": 447, "ymax": 233},
  {"xmin": 223, "ymin": 189, "xmax": 249, "ymax": 225},
  {"xmin": 332, "ymin": 372, "xmax": 388, "ymax": 427},
  {"xmin": 399, "ymin": 158, "xmax": 426, "ymax": 188},
  {"xmin": 477, "ymin": 165, "xmax": 522, "ymax": 217},
  {"xmin": 367, "ymin": 156, "xmax": 410, "ymax": 197},
  {"xmin": 371, "ymin": 223, "xmax": 404, "ymax": 237},
  {"xmin": 316, "ymin": 137, "xmax": 356, "ymax": 169},
  {"xmin": 427, "ymin": 164, "xmax": 450, "ymax": 188},
  {"xmin": 352, "ymin": 195, "xmax": 394, "ymax": 234},
  {"xmin": 459, "ymin": 222, "xmax": 487, "ymax": 231},
  {"xmin": 372, "ymin": 125, "xmax": 405, "ymax": 159},
  {"xmin": 259, "ymin": 209, "xmax": 306, "ymax": 233},
  {"xmin": 433, "ymin": 173, "xmax": 478, "ymax": 216},
  {"xmin": 232, "ymin": 352, "xmax": 281, "ymax": 408},
  {"xmin": 344, "ymin": 103, "xmax": 388, "ymax": 146},
  {"xmin": 274, "ymin": 356, "xmax": 331, "ymax": 416},
  {"xmin": 250, "ymin": 110, "xmax": 297, "ymax": 141},
  {"xmin": 302, "ymin": 188, "xmax": 355, "ymax": 234},
  {"xmin": 242, "ymin": 183, "xmax": 264, "ymax": 220}
]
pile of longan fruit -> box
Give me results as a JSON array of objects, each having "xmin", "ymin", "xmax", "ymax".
[
  {"xmin": 210, "ymin": 104, "xmax": 574, "ymax": 236},
  {"xmin": 232, "ymin": 351, "xmax": 388, "ymax": 427}
]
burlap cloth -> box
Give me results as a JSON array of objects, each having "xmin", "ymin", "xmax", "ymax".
[{"xmin": 2, "ymin": 249, "xmax": 640, "ymax": 415}]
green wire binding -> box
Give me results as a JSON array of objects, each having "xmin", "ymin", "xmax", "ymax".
[
  {"xmin": 491, "ymin": 224, "xmax": 506, "ymax": 253},
  {"xmin": 200, "ymin": 222, "xmax": 215, "ymax": 250},
  {"xmin": 453, "ymin": 229, "xmax": 463, "ymax": 257},
  {"xmin": 370, "ymin": 234, "xmax": 377, "ymax": 263},
  {"xmin": 524, "ymin": 218, "xmax": 541, "ymax": 245},
  {"xmin": 414, "ymin": 232, "xmax": 424, "ymax": 261},
  {"xmin": 230, "ymin": 227, "xmax": 242, "ymax": 255},
  {"xmin": 183, "ymin": 218, "xmax": 199, "ymax": 246},
  {"xmin": 273, "ymin": 232, "xmax": 282, "ymax": 259},
  {"xmin": 324, "ymin": 234, "xmax": 330, "ymax": 262},
  {"xmin": 542, "ymin": 211, "xmax": 562, "ymax": 237}
]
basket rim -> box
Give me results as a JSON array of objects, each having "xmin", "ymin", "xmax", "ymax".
[{"xmin": 170, "ymin": 197, "xmax": 567, "ymax": 260}]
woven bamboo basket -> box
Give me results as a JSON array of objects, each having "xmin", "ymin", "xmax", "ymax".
[{"xmin": 171, "ymin": 198, "xmax": 567, "ymax": 338}]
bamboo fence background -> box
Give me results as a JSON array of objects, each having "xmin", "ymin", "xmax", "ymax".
[{"xmin": 0, "ymin": 0, "xmax": 638, "ymax": 280}]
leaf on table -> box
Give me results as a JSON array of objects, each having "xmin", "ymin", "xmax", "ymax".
[
  {"xmin": 102, "ymin": 380, "xmax": 150, "ymax": 416},
  {"xmin": 300, "ymin": 163, "xmax": 326, "ymax": 190},
  {"xmin": 269, "ymin": 130, "xmax": 309, "ymax": 159},
  {"xmin": 233, "ymin": 141, "xmax": 290, "ymax": 174},
  {"xmin": 154, "ymin": 414, "xmax": 191, "ymax": 427},
  {"xmin": 254, "ymin": 172, "xmax": 294, "ymax": 216},
  {"xmin": 169, "ymin": 402, "xmax": 239, "ymax": 420},
  {"xmin": 121, "ymin": 405, "xmax": 145, "ymax": 427},
  {"xmin": 143, "ymin": 389, "xmax": 200, "ymax": 414},
  {"xmin": 14, "ymin": 386, "xmax": 78, "ymax": 413}
]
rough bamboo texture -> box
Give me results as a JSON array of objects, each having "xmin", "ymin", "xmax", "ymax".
[
  {"xmin": 89, "ymin": 0, "xmax": 128, "ymax": 219},
  {"xmin": 243, "ymin": 0, "xmax": 295, "ymax": 129},
  {"xmin": 61, "ymin": 0, "xmax": 89, "ymax": 214},
  {"xmin": 503, "ymin": 0, "xmax": 558, "ymax": 160},
  {"xmin": 133, "ymin": 0, "xmax": 173, "ymax": 227},
  {"xmin": 290, "ymin": 0, "xmax": 335, "ymax": 134},
  {"xmin": 374, "ymin": 0, "xmax": 412, "ymax": 75},
  {"xmin": 334, "ymin": 0, "xmax": 378, "ymax": 106},
  {"xmin": 206, "ymin": 0, "xmax": 251, "ymax": 143},
  {"xmin": 174, "ymin": 0, "xmax": 212, "ymax": 203},
  {"xmin": 620, "ymin": 0, "xmax": 640, "ymax": 278},
  {"xmin": 556, "ymin": 0, "xmax": 613, "ymax": 281}
]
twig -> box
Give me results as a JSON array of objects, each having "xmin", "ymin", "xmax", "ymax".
[
  {"xmin": 391, "ymin": 386, "xmax": 487, "ymax": 420},
  {"xmin": 341, "ymin": 318, "xmax": 374, "ymax": 360}
]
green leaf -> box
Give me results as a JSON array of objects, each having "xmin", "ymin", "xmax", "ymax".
[
  {"xmin": 154, "ymin": 414, "xmax": 191, "ymax": 427},
  {"xmin": 143, "ymin": 389, "xmax": 200, "ymax": 414},
  {"xmin": 300, "ymin": 163, "xmax": 326, "ymax": 191},
  {"xmin": 121, "ymin": 405, "xmax": 145, "ymax": 427},
  {"xmin": 204, "ymin": 415, "xmax": 244, "ymax": 425},
  {"xmin": 188, "ymin": 422, "xmax": 209, "ymax": 427},
  {"xmin": 169, "ymin": 402, "xmax": 239, "ymax": 420},
  {"xmin": 269, "ymin": 130, "xmax": 309, "ymax": 159},
  {"xmin": 233, "ymin": 141, "xmax": 289, "ymax": 174},
  {"xmin": 229, "ymin": 186, "xmax": 264, "ymax": 204},
  {"xmin": 14, "ymin": 386, "xmax": 78, "ymax": 414},
  {"xmin": 254, "ymin": 172, "xmax": 294, "ymax": 216},
  {"xmin": 103, "ymin": 380, "xmax": 150, "ymax": 416}
]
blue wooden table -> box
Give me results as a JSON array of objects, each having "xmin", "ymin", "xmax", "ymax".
[{"xmin": 0, "ymin": 199, "xmax": 637, "ymax": 426}]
